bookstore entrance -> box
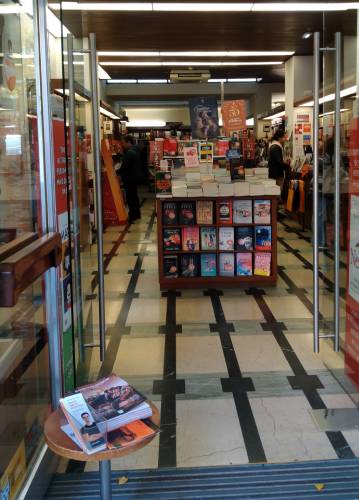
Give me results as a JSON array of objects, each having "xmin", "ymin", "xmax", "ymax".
[{"xmin": 18, "ymin": 2, "xmax": 359, "ymax": 498}]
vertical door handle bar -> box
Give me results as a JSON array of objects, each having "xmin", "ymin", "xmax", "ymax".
[
  {"xmin": 67, "ymin": 34, "xmax": 85, "ymax": 362},
  {"xmin": 334, "ymin": 32, "xmax": 341, "ymax": 352},
  {"xmin": 89, "ymin": 33, "xmax": 106, "ymax": 362},
  {"xmin": 313, "ymin": 32, "xmax": 320, "ymax": 353}
]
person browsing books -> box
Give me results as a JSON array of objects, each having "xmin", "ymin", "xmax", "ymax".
[
  {"xmin": 80, "ymin": 412, "xmax": 105, "ymax": 448},
  {"xmin": 268, "ymin": 128, "xmax": 291, "ymax": 199},
  {"xmin": 118, "ymin": 135, "xmax": 142, "ymax": 223}
]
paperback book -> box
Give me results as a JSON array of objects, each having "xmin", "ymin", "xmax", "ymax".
[
  {"xmin": 255, "ymin": 226, "xmax": 272, "ymax": 251},
  {"xmin": 201, "ymin": 253, "xmax": 217, "ymax": 277},
  {"xmin": 179, "ymin": 201, "xmax": 196, "ymax": 225},
  {"xmin": 163, "ymin": 228, "xmax": 181, "ymax": 251},
  {"xmin": 254, "ymin": 200, "xmax": 271, "ymax": 224},
  {"xmin": 163, "ymin": 255, "xmax": 179, "ymax": 278},
  {"xmin": 219, "ymin": 253, "xmax": 235, "ymax": 277},
  {"xmin": 182, "ymin": 226, "xmax": 200, "ymax": 251},
  {"xmin": 218, "ymin": 200, "xmax": 233, "ymax": 224},
  {"xmin": 254, "ymin": 252, "xmax": 271, "ymax": 276},
  {"xmin": 183, "ymin": 146, "xmax": 199, "ymax": 167},
  {"xmin": 199, "ymin": 141, "xmax": 214, "ymax": 162},
  {"xmin": 216, "ymin": 139, "xmax": 229, "ymax": 157},
  {"xmin": 196, "ymin": 200, "xmax": 214, "ymax": 224},
  {"xmin": 229, "ymin": 157, "xmax": 245, "ymax": 181},
  {"xmin": 163, "ymin": 137, "xmax": 178, "ymax": 156},
  {"xmin": 162, "ymin": 202, "xmax": 178, "ymax": 225},
  {"xmin": 235, "ymin": 226, "xmax": 253, "ymax": 250},
  {"xmin": 200, "ymin": 227, "xmax": 217, "ymax": 250},
  {"xmin": 233, "ymin": 199, "xmax": 252, "ymax": 224},
  {"xmin": 236, "ymin": 252, "xmax": 253, "ymax": 276},
  {"xmin": 155, "ymin": 171, "xmax": 172, "ymax": 197},
  {"xmin": 219, "ymin": 227, "xmax": 234, "ymax": 251},
  {"xmin": 181, "ymin": 254, "xmax": 200, "ymax": 277}
]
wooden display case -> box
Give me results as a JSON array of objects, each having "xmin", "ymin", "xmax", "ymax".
[{"xmin": 156, "ymin": 196, "xmax": 278, "ymax": 290}]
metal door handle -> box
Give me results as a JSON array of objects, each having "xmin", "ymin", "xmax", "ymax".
[
  {"xmin": 313, "ymin": 32, "xmax": 320, "ymax": 353},
  {"xmin": 334, "ymin": 32, "xmax": 341, "ymax": 352}
]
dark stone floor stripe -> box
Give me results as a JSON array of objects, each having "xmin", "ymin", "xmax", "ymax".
[
  {"xmin": 205, "ymin": 289, "xmax": 266, "ymax": 463},
  {"xmin": 252, "ymin": 290, "xmax": 355, "ymax": 459},
  {"xmin": 153, "ymin": 290, "xmax": 185, "ymax": 468}
]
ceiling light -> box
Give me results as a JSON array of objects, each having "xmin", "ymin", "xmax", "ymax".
[
  {"xmin": 153, "ymin": 3, "xmax": 253, "ymax": 11},
  {"xmin": 302, "ymin": 32, "xmax": 312, "ymax": 39},
  {"xmin": 208, "ymin": 79, "xmax": 227, "ymax": 83},
  {"xmin": 50, "ymin": 2, "xmax": 152, "ymax": 10},
  {"xmin": 228, "ymin": 78, "xmax": 257, "ymax": 82},
  {"xmin": 99, "ymin": 51, "xmax": 160, "ymax": 57},
  {"xmin": 137, "ymin": 79, "xmax": 169, "ymax": 83},
  {"xmin": 100, "ymin": 106, "xmax": 120, "ymax": 119},
  {"xmin": 55, "ymin": 89, "xmax": 89, "ymax": 102},
  {"xmin": 252, "ymin": 2, "xmax": 359, "ymax": 11},
  {"xmin": 98, "ymin": 65, "xmax": 111, "ymax": 80},
  {"xmin": 107, "ymin": 79, "xmax": 138, "ymax": 84},
  {"xmin": 246, "ymin": 117, "xmax": 254, "ymax": 126},
  {"xmin": 101, "ymin": 61, "xmax": 283, "ymax": 67},
  {"xmin": 319, "ymin": 108, "xmax": 350, "ymax": 117},
  {"xmin": 300, "ymin": 85, "xmax": 358, "ymax": 106},
  {"xmin": 263, "ymin": 111, "xmax": 285, "ymax": 121},
  {"xmin": 98, "ymin": 50, "xmax": 294, "ymax": 58},
  {"xmin": 127, "ymin": 119, "xmax": 166, "ymax": 127}
]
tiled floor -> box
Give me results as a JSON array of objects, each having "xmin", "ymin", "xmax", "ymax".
[{"xmin": 68, "ymin": 198, "xmax": 359, "ymax": 474}]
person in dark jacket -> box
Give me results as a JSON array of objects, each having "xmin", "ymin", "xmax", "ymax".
[
  {"xmin": 119, "ymin": 135, "xmax": 142, "ymax": 222},
  {"xmin": 268, "ymin": 128, "xmax": 290, "ymax": 197}
]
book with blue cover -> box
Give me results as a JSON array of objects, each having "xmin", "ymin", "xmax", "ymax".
[
  {"xmin": 219, "ymin": 253, "xmax": 235, "ymax": 277},
  {"xmin": 236, "ymin": 252, "xmax": 253, "ymax": 276},
  {"xmin": 201, "ymin": 253, "xmax": 217, "ymax": 277},
  {"xmin": 255, "ymin": 226, "xmax": 272, "ymax": 251},
  {"xmin": 200, "ymin": 227, "xmax": 217, "ymax": 250},
  {"xmin": 235, "ymin": 227, "xmax": 253, "ymax": 251}
]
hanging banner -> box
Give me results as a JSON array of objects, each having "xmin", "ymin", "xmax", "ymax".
[
  {"xmin": 188, "ymin": 96, "xmax": 219, "ymax": 140},
  {"xmin": 221, "ymin": 99, "xmax": 247, "ymax": 134},
  {"xmin": 345, "ymin": 116, "xmax": 359, "ymax": 389}
]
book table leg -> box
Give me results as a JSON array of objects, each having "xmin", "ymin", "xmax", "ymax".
[{"xmin": 99, "ymin": 460, "xmax": 112, "ymax": 500}]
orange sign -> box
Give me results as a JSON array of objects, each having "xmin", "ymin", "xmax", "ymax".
[{"xmin": 221, "ymin": 100, "xmax": 247, "ymax": 133}]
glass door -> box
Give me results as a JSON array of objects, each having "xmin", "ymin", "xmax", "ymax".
[
  {"xmin": 59, "ymin": 17, "xmax": 105, "ymax": 390},
  {"xmin": 313, "ymin": 9, "xmax": 359, "ymax": 406}
]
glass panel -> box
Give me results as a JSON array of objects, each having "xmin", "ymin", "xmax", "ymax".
[
  {"xmin": 318, "ymin": 10, "xmax": 359, "ymax": 405},
  {"xmin": 0, "ymin": 2, "xmax": 51, "ymax": 498}
]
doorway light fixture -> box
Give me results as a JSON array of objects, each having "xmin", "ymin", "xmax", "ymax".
[
  {"xmin": 98, "ymin": 50, "xmax": 294, "ymax": 57},
  {"xmin": 49, "ymin": 2, "xmax": 359, "ymax": 12},
  {"xmin": 300, "ymin": 85, "xmax": 357, "ymax": 106},
  {"xmin": 101, "ymin": 61, "xmax": 283, "ymax": 67}
]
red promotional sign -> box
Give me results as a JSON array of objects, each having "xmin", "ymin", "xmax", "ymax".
[
  {"xmin": 345, "ymin": 117, "xmax": 359, "ymax": 389},
  {"xmin": 221, "ymin": 100, "xmax": 247, "ymax": 134}
]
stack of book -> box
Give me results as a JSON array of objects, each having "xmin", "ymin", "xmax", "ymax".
[{"xmin": 60, "ymin": 374, "xmax": 158, "ymax": 455}]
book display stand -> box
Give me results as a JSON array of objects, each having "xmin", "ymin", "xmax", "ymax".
[{"xmin": 157, "ymin": 196, "xmax": 278, "ymax": 290}]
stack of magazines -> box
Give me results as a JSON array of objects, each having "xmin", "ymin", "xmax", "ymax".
[{"xmin": 60, "ymin": 374, "xmax": 159, "ymax": 454}]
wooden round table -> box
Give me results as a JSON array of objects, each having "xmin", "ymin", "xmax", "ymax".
[{"xmin": 44, "ymin": 401, "xmax": 160, "ymax": 500}]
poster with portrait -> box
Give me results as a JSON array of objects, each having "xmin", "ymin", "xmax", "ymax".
[
  {"xmin": 189, "ymin": 96, "xmax": 219, "ymax": 140},
  {"xmin": 221, "ymin": 100, "xmax": 247, "ymax": 134}
]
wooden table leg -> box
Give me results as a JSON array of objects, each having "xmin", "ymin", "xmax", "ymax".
[{"xmin": 99, "ymin": 460, "xmax": 112, "ymax": 500}]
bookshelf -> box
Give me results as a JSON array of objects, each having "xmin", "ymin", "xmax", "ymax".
[{"xmin": 156, "ymin": 196, "xmax": 278, "ymax": 290}]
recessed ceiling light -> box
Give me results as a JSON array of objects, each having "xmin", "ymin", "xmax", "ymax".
[
  {"xmin": 100, "ymin": 61, "xmax": 283, "ymax": 67},
  {"xmin": 227, "ymin": 78, "xmax": 258, "ymax": 82},
  {"xmin": 50, "ymin": 2, "xmax": 153, "ymax": 10},
  {"xmin": 99, "ymin": 51, "xmax": 160, "ymax": 57},
  {"xmin": 302, "ymin": 32, "xmax": 312, "ymax": 39},
  {"xmin": 98, "ymin": 50, "xmax": 294, "ymax": 57},
  {"xmin": 208, "ymin": 79, "xmax": 227, "ymax": 83},
  {"xmin": 107, "ymin": 79, "xmax": 138, "ymax": 84},
  {"xmin": 137, "ymin": 79, "xmax": 169, "ymax": 83}
]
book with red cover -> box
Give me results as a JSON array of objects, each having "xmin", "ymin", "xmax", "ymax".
[
  {"xmin": 254, "ymin": 252, "xmax": 271, "ymax": 276},
  {"xmin": 149, "ymin": 140, "xmax": 163, "ymax": 167},
  {"xmin": 163, "ymin": 138, "xmax": 178, "ymax": 157},
  {"xmin": 216, "ymin": 140, "xmax": 229, "ymax": 157},
  {"xmin": 217, "ymin": 200, "xmax": 233, "ymax": 224},
  {"xmin": 182, "ymin": 226, "xmax": 200, "ymax": 251}
]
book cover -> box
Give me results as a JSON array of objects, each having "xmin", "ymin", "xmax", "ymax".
[
  {"xmin": 219, "ymin": 227, "xmax": 234, "ymax": 250},
  {"xmin": 196, "ymin": 200, "xmax": 213, "ymax": 224},
  {"xmin": 182, "ymin": 226, "xmax": 200, "ymax": 251},
  {"xmin": 254, "ymin": 252, "xmax": 271, "ymax": 276},
  {"xmin": 181, "ymin": 254, "xmax": 200, "ymax": 277},
  {"xmin": 219, "ymin": 253, "xmax": 235, "ymax": 277},
  {"xmin": 200, "ymin": 227, "xmax": 217, "ymax": 250},
  {"xmin": 163, "ymin": 137, "xmax": 178, "ymax": 156},
  {"xmin": 163, "ymin": 228, "xmax": 181, "ymax": 251},
  {"xmin": 162, "ymin": 202, "xmax": 178, "ymax": 225},
  {"xmin": 183, "ymin": 146, "xmax": 199, "ymax": 167},
  {"xmin": 107, "ymin": 419, "xmax": 160, "ymax": 450},
  {"xmin": 233, "ymin": 199, "xmax": 252, "ymax": 224},
  {"xmin": 178, "ymin": 140, "xmax": 197, "ymax": 157},
  {"xmin": 235, "ymin": 226, "xmax": 253, "ymax": 250},
  {"xmin": 236, "ymin": 252, "xmax": 253, "ymax": 276},
  {"xmin": 216, "ymin": 139, "xmax": 229, "ymax": 157},
  {"xmin": 163, "ymin": 255, "xmax": 179, "ymax": 278},
  {"xmin": 218, "ymin": 200, "xmax": 233, "ymax": 224},
  {"xmin": 201, "ymin": 253, "xmax": 217, "ymax": 277},
  {"xmin": 199, "ymin": 141, "xmax": 214, "ymax": 162},
  {"xmin": 230, "ymin": 157, "xmax": 245, "ymax": 181},
  {"xmin": 179, "ymin": 201, "xmax": 196, "ymax": 225},
  {"xmin": 255, "ymin": 226, "xmax": 272, "ymax": 251},
  {"xmin": 254, "ymin": 199, "xmax": 271, "ymax": 224},
  {"xmin": 155, "ymin": 171, "xmax": 172, "ymax": 197},
  {"xmin": 149, "ymin": 139, "xmax": 163, "ymax": 167}
]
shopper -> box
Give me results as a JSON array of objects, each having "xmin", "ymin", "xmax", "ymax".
[
  {"xmin": 118, "ymin": 135, "xmax": 142, "ymax": 222},
  {"xmin": 268, "ymin": 128, "xmax": 290, "ymax": 197}
]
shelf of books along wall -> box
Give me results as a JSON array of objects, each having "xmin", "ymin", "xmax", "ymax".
[{"xmin": 154, "ymin": 138, "xmax": 280, "ymax": 289}]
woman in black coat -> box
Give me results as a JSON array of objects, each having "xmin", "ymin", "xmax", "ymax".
[{"xmin": 268, "ymin": 128, "xmax": 290, "ymax": 197}]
